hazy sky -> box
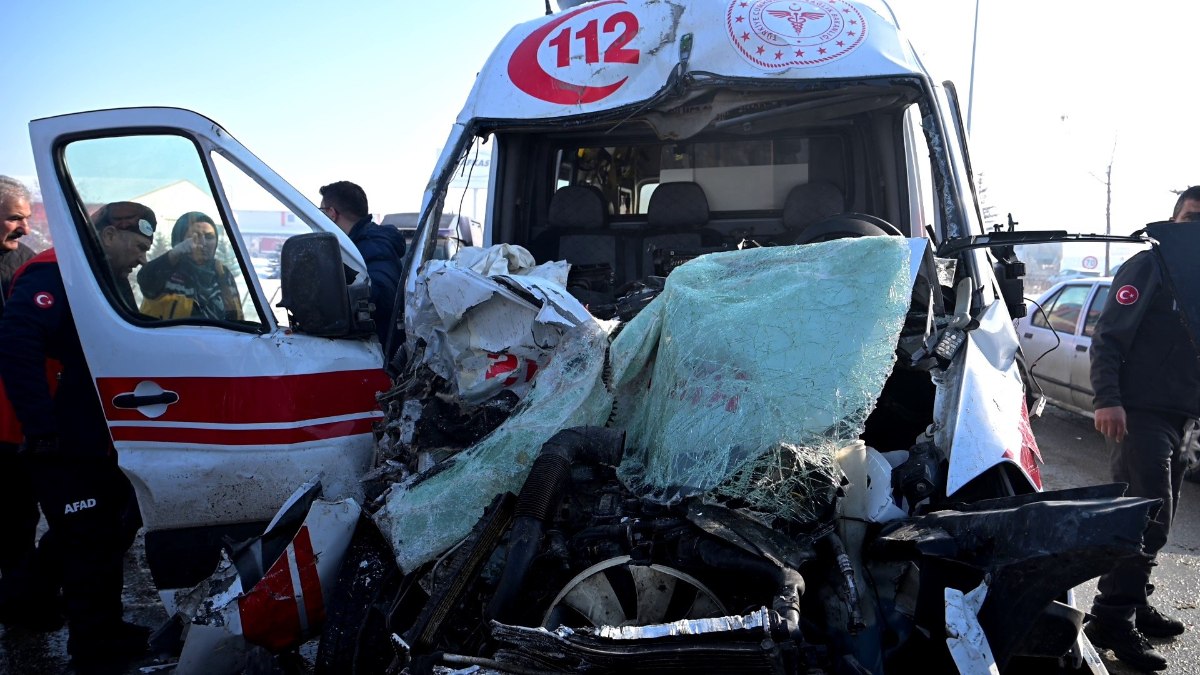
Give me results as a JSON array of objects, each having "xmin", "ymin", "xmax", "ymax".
[{"xmin": 3, "ymin": 0, "xmax": 1195, "ymax": 234}]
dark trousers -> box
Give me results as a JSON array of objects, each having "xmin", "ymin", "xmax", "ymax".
[
  {"xmin": 0, "ymin": 444, "xmax": 38, "ymax": 582},
  {"xmin": 1092, "ymin": 409, "xmax": 1189, "ymax": 626},
  {"xmin": 29, "ymin": 452, "xmax": 140, "ymax": 641}
]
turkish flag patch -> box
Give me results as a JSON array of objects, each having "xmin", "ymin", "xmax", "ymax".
[
  {"xmin": 33, "ymin": 292, "xmax": 55, "ymax": 309},
  {"xmin": 1115, "ymin": 285, "xmax": 1139, "ymax": 305}
]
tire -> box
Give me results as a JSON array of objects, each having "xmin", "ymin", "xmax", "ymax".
[{"xmin": 314, "ymin": 516, "xmax": 402, "ymax": 675}]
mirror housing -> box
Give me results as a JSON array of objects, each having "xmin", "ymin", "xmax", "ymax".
[{"xmin": 278, "ymin": 232, "xmax": 375, "ymax": 338}]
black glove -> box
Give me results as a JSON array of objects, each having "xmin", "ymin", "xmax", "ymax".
[{"xmin": 24, "ymin": 434, "xmax": 60, "ymax": 456}]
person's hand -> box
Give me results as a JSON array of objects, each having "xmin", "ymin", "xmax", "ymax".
[
  {"xmin": 1095, "ymin": 405, "xmax": 1128, "ymax": 443},
  {"xmin": 168, "ymin": 235, "xmax": 195, "ymax": 263}
]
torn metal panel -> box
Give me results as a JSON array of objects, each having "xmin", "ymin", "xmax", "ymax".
[
  {"xmin": 943, "ymin": 298, "xmax": 1037, "ymax": 496},
  {"xmin": 872, "ymin": 490, "xmax": 1156, "ymax": 670},
  {"xmin": 406, "ymin": 247, "xmax": 595, "ymax": 404},
  {"xmin": 491, "ymin": 608, "xmax": 787, "ymax": 673},
  {"xmin": 945, "ymin": 581, "xmax": 999, "ymax": 675},
  {"xmin": 170, "ymin": 485, "xmax": 361, "ymax": 675}
]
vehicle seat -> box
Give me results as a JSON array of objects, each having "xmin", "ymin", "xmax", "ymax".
[
  {"xmin": 531, "ymin": 185, "xmax": 624, "ymax": 304},
  {"xmin": 781, "ymin": 181, "xmax": 845, "ymax": 242},
  {"xmin": 642, "ymin": 182, "xmax": 724, "ymax": 276}
]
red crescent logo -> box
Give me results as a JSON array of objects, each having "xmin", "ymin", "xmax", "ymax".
[
  {"xmin": 33, "ymin": 291, "xmax": 55, "ymax": 309},
  {"xmin": 1115, "ymin": 285, "xmax": 1139, "ymax": 305},
  {"xmin": 507, "ymin": 0, "xmax": 630, "ymax": 104}
]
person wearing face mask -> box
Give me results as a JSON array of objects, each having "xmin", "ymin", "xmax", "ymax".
[
  {"xmin": 137, "ymin": 211, "xmax": 243, "ymax": 321},
  {"xmin": 0, "ymin": 201, "xmax": 156, "ymax": 664}
]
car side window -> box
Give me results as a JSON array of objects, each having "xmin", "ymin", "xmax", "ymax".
[
  {"xmin": 1042, "ymin": 284, "xmax": 1091, "ymax": 334},
  {"xmin": 61, "ymin": 135, "xmax": 267, "ymax": 330},
  {"xmin": 1030, "ymin": 288, "xmax": 1063, "ymax": 330},
  {"xmin": 1082, "ymin": 285, "xmax": 1110, "ymax": 337}
]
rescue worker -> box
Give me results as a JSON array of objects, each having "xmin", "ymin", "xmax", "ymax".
[
  {"xmin": 317, "ymin": 181, "xmax": 406, "ymax": 345},
  {"xmin": 0, "ymin": 201, "xmax": 155, "ymax": 663},
  {"xmin": 0, "ymin": 176, "xmax": 50, "ymax": 629},
  {"xmin": 1085, "ymin": 186, "xmax": 1200, "ymax": 672}
]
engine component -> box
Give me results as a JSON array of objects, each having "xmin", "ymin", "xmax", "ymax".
[
  {"xmin": 487, "ymin": 427, "xmax": 627, "ymax": 623},
  {"xmin": 541, "ymin": 555, "xmax": 727, "ymax": 629},
  {"xmin": 892, "ymin": 442, "xmax": 940, "ymax": 507}
]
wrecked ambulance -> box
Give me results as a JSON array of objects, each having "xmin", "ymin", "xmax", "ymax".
[
  {"xmin": 316, "ymin": 0, "xmax": 1165, "ymax": 673},
  {"xmin": 23, "ymin": 0, "xmax": 1178, "ymax": 673}
]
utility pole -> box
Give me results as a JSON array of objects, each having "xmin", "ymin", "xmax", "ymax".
[
  {"xmin": 1103, "ymin": 139, "xmax": 1116, "ymax": 276},
  {"xmin": 967, "ymin": 0, "xmax": 981, "ymax": 134}
]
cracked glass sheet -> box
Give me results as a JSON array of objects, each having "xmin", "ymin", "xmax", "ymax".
[
  {"xmin": 611, "ymin": 238, "xmax": 911, "ymax": 521},
  {"xmin": 376, "ymin": 323, "xmax": 614, "ymax": 573}
]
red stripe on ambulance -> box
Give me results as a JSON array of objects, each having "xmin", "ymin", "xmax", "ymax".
[
  {"xmin": 239, "ymin": 525, "xmax": 325, "ymax": 652},
  {"xmin": 96, "ymin": 369, "xmax": 391, "ymax": 425}
]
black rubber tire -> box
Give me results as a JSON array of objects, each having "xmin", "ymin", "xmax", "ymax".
[{"xmin": 314, "ymin": 516, "xmax": 401, "ymax": 675}]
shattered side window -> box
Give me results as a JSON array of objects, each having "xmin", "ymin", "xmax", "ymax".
[{"xmin": 610, "ymin": 238, "xmax": 912, "ymax": 523}]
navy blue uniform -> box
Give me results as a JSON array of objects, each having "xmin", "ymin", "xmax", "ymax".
[
  {"xmin": 348, "ymin": 216, "xmax": 406, "ymax": 344},
  {"xmin": 0, "ymin": 249, "xmax": 141, "ymax": 653},
  {"xmin": 0, "ymin": 242, "xmax": 47, "ymax": 618},
  {"xmin": 1090, "ymin": 250, "xmax": 1200, "ymax": 628}
]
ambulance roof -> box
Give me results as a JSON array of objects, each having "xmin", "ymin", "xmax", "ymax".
[{"xmin": 457, "ymin": 0, "xmax": 927, "ymax": 124}]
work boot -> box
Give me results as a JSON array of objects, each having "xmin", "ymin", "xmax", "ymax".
[
  {"xmin": 67, "ymin": 620, "xmax": 151, "ymax": 664},
  {"xmin": 0, "ymin": 595, "xmax": 65, "ymax": 632},
  {"xmin": 1137, "ymin": 604, "xmax": 1186, "ymax": 638},
  {"xmin": 1085, "ymin": 620, "xmax": 1168, "ymax": 672}
]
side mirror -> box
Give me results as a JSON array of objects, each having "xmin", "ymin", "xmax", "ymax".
[{"xmin": 278, "ymin": 232, "xmax": 374, "ymax": 337}]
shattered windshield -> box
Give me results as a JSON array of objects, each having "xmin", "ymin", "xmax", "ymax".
[{"xmin": 611, "ymin": 238, "xmax": 912, "ymax": 521}]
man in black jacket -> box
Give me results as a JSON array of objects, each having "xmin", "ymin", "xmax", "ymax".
[
  {"xmin": 1085, "ymin": 187, "xmax": 1200, "ymax": 672},
  {"xmin": 318, "ymin": 181, "xmax": 406, "ymax": 346},
  {"xmin": 0, "ymin": 201, "xmax": 155, "ymax": 664},
  {"xmin": 0, "ymin": 176, "xmax": 45, "ymax": 629}
]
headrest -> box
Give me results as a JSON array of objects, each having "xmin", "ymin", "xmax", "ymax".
[
  {"xmin": 548, "ymin": 185, "xmax": 607, "ymax": 229},
  {"xmin": 782, "ymin": 182, "xmax": 845, "ymax": 231},
  {"xmin": 647, "ymin": 182, "xmax": 709, "ymax": 228}
]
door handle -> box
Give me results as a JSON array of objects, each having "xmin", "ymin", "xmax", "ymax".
[
  {"xmin": 113, "ymin": 391, "xmax": 180, "ymax": 408},
  {"xmin": 1075, "ymin": 344, "xmax": 1088, "ymax": 352},
  {"xmin": 1024, "ymin": 332, "xmax": 1033, "ymax": 339}
]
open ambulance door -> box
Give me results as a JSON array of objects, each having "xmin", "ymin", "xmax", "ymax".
[{"xmin": 28, "ymin": 108, "xmax": 391, "ymax": 602}]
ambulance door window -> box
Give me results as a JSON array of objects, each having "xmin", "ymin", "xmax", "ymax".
[
  {"xmin": 60, "ymin": 135, "xmax": 267, "ymax": 330},
  {"xmin": 207, "ymin": 151, "xmax": 323, "ymax": 327}
]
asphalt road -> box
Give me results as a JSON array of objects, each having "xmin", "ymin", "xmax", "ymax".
[{"xmin": 2, "ymin": 405, "xmax": 1199, "ymax": 674}]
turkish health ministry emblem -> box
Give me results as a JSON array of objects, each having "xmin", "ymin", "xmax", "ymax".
[{"xmin": 726, "ymin": 0, "xmax": 868, "ymax": 70}]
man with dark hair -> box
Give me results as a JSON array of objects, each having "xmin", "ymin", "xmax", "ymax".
[
  {"xmin": 0, "ymin": 201, "xmax": 156, "ymax": 664},
  {"xmin": 318, "ymin": 181, "xmax": 406, "ymax": 345},
  {"xmin": 1085, "ymin": 188, "xmax": 1200, "ymax": 671},
  {"xmin": 0, "ymin": 176, "xmax": 48, "ymax": 630},
  {"xmin": 1171, "ymin": 185, "xmax": 1200, "ymax": 221}
]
